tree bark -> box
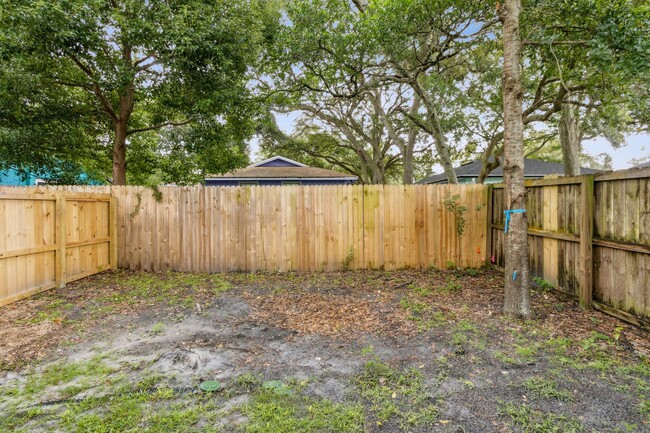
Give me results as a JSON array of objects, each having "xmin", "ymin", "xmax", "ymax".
[
  {"xmin": 111, "ymin": 42, "xmax": 135, "ymax": 185},
  {"xmin": 112, "ymin": 120, "xmax": 128, "ymax": 185},
  {"xmin": 559, "ymin": 99, "xmax": 580, "ymax": 176},
  {"xmin": 500, "ymin": 0, "xmax": 532, "ymax": 319}
]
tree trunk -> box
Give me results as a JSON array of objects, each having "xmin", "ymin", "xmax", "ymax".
[
  {"xmin": 559, "ymin": 99, "xmax": 580, "ymax": 176},
  {"xmin": 112, "ymin": 120, "xmax": 128, "ymax": 185},
  {"xmin": 500, "ymin": 0, "xmax": 532, "ymax": 319},
  {"xmin": 430, "ymin": 107, "xmax": 458, "ymax": 184},
  {"xmin": 402, "ymin": 145, "xmax": 414, "ymax": 184}
]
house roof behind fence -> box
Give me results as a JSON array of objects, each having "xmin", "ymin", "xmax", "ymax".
[
  {"xmin": 417, "ymin": 158, "xmax": 600, "ymax": 184},
  {"xmin": 206, "ymin": 165, "xmax": 357, "ymax": 180}
]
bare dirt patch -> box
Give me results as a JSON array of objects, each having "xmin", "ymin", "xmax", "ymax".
[{"xmin": 1, "ymin": 268, "xmax": 649, "ymax": 432}]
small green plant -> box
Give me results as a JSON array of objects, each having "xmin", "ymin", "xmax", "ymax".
[
  {"xmin": 533, "ymin": 276, "xmax": 554, "ymax": 291},
  {"xmin": 212, "ymin": 275, "xmax": 232, "ymax": 295},
  {"xmin": 410, "ymin": 283, "xmax": 432, "ymax": 297},
  {"xmin": 464, "ymin": 268, "xmax": 479, "ymax": 277},
  {"xmin": 443, "ymin": 193, "xmax": 467, "ymax": 239},
  {"xmin": 452, "ymin": 332, "xmax": 468, "ymax": 347},
  {"xmin": 640, "ymin": 399, "xmax": 650, "ymax": 421},
  {"xmin": 234, "ymin": 372, "xmax": 262, "ymax": 392},
  {"xmin": 494, "ymin": 351, "xmax": 518, "ymax": 365},
  {"xmin": 515, "ymin": 344, "xmax": 538, "ymax": 363},
  {"xmin": 445, "ymin": 260, "xmax": 456, "ymax": 270},
  {"xmin": 400, "ymin": 297, "xmax": 430, "ymax": 315},
  {"xmin": 456, "ymin": 320, "xmax": 476, "ymax": 333},
  {"xmin": 149, "ymin": 322, "xmax": 165, "ymax": 335},
  {"xmin": 443, "ymin": 193, "xmax": 467, "ymax": 264},
  {"xmin": 438, "ymin": 276, "xmax": 462, "ymax": 293},
  {"xmin": 341, "ymin": 246, "xmax": 354, "ymax": 271}
]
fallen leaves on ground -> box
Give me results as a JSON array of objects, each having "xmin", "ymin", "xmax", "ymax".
[{"xmin": 246, "ymin": 292, "xmax": 416, "ymax": 337}]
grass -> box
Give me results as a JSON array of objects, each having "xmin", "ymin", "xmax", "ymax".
[
  {"xmin": 96, "ymin": 271, "xmax": 232, "ymax": 308},
  {"xmin": 56, "ymin": 386, "xmax": 221, "ymax": 433},
  {"xmin": 21, "ymin": 355, "xmax": 115, "ymax": 397},
  {"xmin": 353, "ymin": 358, "xmax": 439, "ymax": 431},
  {"xmin": 522, "ymin": 377, "xmax": 573, "ymax": 401},
  {"xmin": 240, "ymin": 389, "xmax": 364, "ymax": 433},
  {"xmin": 499, "ymin": 402, "xmax": 585, "ymax": 433}
]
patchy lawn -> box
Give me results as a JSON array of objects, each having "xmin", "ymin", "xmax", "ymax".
[{"xmin": 0, "ymin": 268, "xmax": 648, "ymax": 433}]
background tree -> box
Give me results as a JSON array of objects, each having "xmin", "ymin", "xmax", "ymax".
[
  {"xmin": 524, "ymin": 0, "xmax": 650, "ymax": 176},
  {"xmin": 358, "ymin": 0, "xmax": 497, "ymax": 183},
  {"xmin": 1, "ymin": 0, "xmax": 277, "ymax": 184},
  {"xmin": 261, "ymin": 0, "xmax": 499, "ymax": 184},
  {"xmin": 472, "ymin": 0, "xmax": 649, "ymax": 180}
]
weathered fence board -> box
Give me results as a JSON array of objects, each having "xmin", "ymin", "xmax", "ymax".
[
  {"xmin": 490, "ymin": 167, "xmax": 650, "ymax": 322},
  {"xmin": 0, "ymin": 189, "xmax": 116, "ymax": 306}
]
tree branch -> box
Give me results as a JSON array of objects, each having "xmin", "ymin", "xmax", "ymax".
[
  {"xmin": 126, "ymin": 120, "xmax": 192, "ymax": 136},
  {"xmin": 67, "ymin": 53, "xmax": 118, "ymax": 121}
]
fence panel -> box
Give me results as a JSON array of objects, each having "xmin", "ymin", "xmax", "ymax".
[
  {"xmin": 490, "ymin": 167, "xmax": 650, "ymax": 323},
  {"xmin": 0, "ymin": 189, "xmax": 116, "ymax": 306},
  {"xmin": 59, "ymin": 184, "xmax": 480, "ymax": 273}
]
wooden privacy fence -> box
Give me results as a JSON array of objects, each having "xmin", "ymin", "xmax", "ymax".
[
  {"xmin": 111, "ymin": 184, "xmax": 488, "ymax": 273},
  {"xmin": 0, "ymin": 190, "xmax": 117, "ymax": 306},
  {"xmin": 489, "ymin": 167, "xmax": 650, "ymax": 324},
  {"xmin": 4, "ymin": 169, "xmax": 649, "ymax": 327}
]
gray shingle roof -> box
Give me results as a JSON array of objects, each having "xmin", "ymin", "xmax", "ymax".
[{"xmin": 417, "ymin": 158, "xmax": 600, "ymax": 184}]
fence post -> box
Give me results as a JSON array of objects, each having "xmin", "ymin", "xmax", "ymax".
[
  {"xmin": 485, "ymin": 185, "xmax": 494, "ymax": 266},
  {"xmin": 55, "ymin": 192, "xmax": 67, "ymax": 288},
  {"xmin": 109, "ymin": 195, "xmax": 118, "ymax": 270},
  {"xmin": 579, "ymin": 174, "xmax": 595, "ymax": 310}
]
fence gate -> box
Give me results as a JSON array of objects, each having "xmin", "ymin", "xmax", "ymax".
[{"xmin": 0, "ymin": 190, "xmax": 117, "ymax": 306}]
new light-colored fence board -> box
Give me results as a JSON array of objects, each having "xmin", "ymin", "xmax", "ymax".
[
  {"xmin": 490, "ymin": 167, "xmax": 650, "ymax": 323},
  {"xmin": 0, "ymin": 189, "xmax": 116, "ymax": 306},
  {"xmin": 113, "ymin": 184, "xmax": 487, "ymax": 272}
]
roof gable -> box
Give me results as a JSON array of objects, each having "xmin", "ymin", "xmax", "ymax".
[{"xmin": 250, "ymin": 156, "xmax": 307, "ymax": 168}]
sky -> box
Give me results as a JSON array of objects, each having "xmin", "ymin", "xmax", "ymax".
[
  {"xmin": 582, "ymin": 134, "xmax": 649, "ymax": 169},
  {"xmin": 251, "ymin": 112, "xmax": 650, "ymax": 174}
]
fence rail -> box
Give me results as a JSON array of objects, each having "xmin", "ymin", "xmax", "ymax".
[{"xmin": 0, "ymin": 190, "xmax": 117, "ymax": 306}]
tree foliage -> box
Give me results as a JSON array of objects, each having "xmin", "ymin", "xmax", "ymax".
[
  {"xmin": 0, "ymin": 0, "xmax": 278, "ymax": 184},
  {"xmin": 259, "ymin": 0, "xmax": 648, "ymax": 184}
]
